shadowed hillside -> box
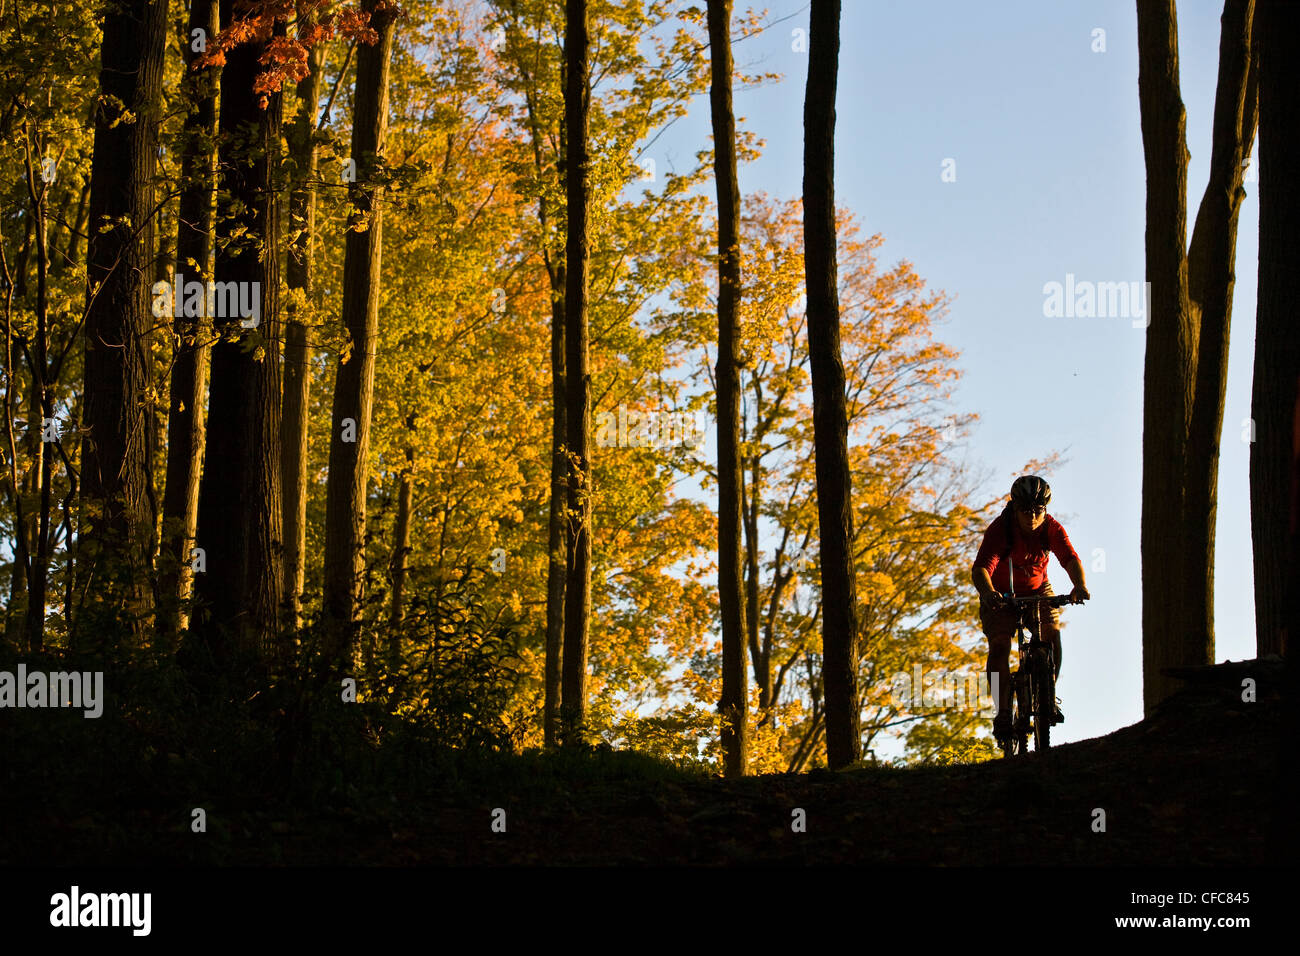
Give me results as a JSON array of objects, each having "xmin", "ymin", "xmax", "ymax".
[{"xmin": 2, "ymin": 658, "xmax": 1286, "ymax": 866}]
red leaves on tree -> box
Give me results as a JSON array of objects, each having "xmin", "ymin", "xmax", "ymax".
[{"xmin": 194, "ymin": 0, "xmax": 400, "ymax": 109}]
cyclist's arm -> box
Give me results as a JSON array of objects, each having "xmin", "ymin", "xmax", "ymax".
[
  {"xmin": 1049, "ymin": 520, "xmax": 1090, "ymax": 601},
  {"xmin": 1062, "ymin": 557, "xmax": 1090, "ymax": 600},
  {"xmin": 971, "ymin": 565, "xmax": 1000, "ymax": 602}
]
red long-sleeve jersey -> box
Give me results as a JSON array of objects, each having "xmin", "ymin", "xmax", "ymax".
[{"xmin": 973, "ymin": 510, "xmax": 1080, "ymax": 594}]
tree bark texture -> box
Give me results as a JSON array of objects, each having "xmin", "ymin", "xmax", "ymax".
[
  {"xmin": 1138, "ymin": 0, "xmax": 1257, "ymax": 713},
  {"xmin": 561, "ymin": 0, "xmax": 593, "ymax": 746},
  {"xmin": 803, "ymin": 0, "xmax": 860, "ymax": 768},
  {"xmin": 281, "ymin": 8, "xmax": 325, "ymax": 633},
  {"xmin": 708, "ymin": 0, "xmax": 749, "ymax": 777},
  {"xmin": 159, "ymin": 0, "xmax": 220, "ymax": 649},
  {"xmin": 190, "ymin": 0, "xmax": 285, "ymax": 671},
  {"xmin": 322, "ymin": 0, "xmax": 397, "ymax": 674},
  {"xmin": 1251, "ymin": 0, "xmax": 1299, "ymax": 658},
  {"xmin": 77, "ymin": 0, "xmax": 169, "ymax": 654}
]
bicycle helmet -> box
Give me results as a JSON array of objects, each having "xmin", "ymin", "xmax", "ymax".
[{"xmin": 1010, "ymin": 475, "xmax": 1051, "ymax": 510}]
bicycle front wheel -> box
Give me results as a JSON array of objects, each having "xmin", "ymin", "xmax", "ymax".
[
  {"xmin": 1000, "ymin": 675, "xmax": 1019, "ymax": 759},
  {"xmin": 1032, "ymin": 649, "xmax": 1053, "ymax": 752},
  {"xmin": 1014, "ymin": 667, "xmax": 1030, "ymax": 756}
]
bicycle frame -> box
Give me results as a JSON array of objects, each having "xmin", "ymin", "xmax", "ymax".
[{"xmin": 998, "ymin": 592, "xmax": 1078, "ymax": 758}]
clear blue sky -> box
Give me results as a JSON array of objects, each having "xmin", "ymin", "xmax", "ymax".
[{"xmin": 650, "ymin": 0, "xmax": 1259, "ymax": 746}]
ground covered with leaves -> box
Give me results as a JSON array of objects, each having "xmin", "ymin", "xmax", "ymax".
[{"xmin": 1, "ymin": 657, "xmax": 1287, "ymax": 866}]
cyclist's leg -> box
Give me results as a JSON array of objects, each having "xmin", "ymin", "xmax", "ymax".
[
  {"xmin": 980, "ymin": 597, "xmax": 1015, "ymax": 733},
  {"xmin": 1039, "ymin": 619, "xmax": 1062, "ymax": 678},
  {"xmin": 1037, "ymin": 581, "xmax": 1064, "ymax": 678},
  {"xmin": 986, "ymin": 632, "xmax": 1012, "ymax": 726},
  {"xmin": 1037, "ymin": 583, "xmax": 1064, "ymax": 719}
]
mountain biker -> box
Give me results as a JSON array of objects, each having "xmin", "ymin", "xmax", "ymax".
[{"xmin": 971, "ymin": 475, "xmax": 1090, "ymax": 745}]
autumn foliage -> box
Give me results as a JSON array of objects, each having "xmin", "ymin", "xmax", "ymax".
[{"xmin": 0, "ymin": 0, "xmax": 1018, "ymax": 772}]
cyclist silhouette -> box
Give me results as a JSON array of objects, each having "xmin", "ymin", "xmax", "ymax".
[{"xmin": 971, "ymin": 476, "xmax": 1090, "ymax": 744}]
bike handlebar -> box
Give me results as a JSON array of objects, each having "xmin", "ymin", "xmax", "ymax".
[{"xmin": 1000, "ymin": 593, "xmax": 1086, "ymax": 608}]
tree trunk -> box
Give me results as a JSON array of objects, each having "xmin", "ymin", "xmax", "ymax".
[
  {"xmin": 1138, "ymin": 0, "xmax": 1257, "ymax": 713},
  {"xmin": 3, "ymin": 259, "xmax": 32, "ymax": 649},
  {"xmin": 389, "ymin": 435, "xmax": 413, "ymax": 643},
  {"xmin": 281, "ymin": 9, "xmax": 325, "ymax": 634},
  {"xmin": 322, "ymin": 0, "xmax": 397, "ymax": 675},
  {"xmin": 76, "ymin": 0, "xmax": 168, "ymax": 654},
  {"xmin": 1136, "ymin": 1, "xmax": 1193, "ymax": 714},
  {"xmin": 545, "ymin": 263, "xmax": 566, "ymax": 748},
  {"xmin": 158, "ymin": 0, "xmax": 219, "ymax": 649},
  {"xmin": 561, "ymin": 0, "xmax": 592, "ymax": 746},
  {"xmin": 743, "ymin": 459, "xmax": 763, "ymax": 704},
  {"xmin": 519, "ymin": 45, "xmax": 568, "ymax": 750},
  {"xmin": 803, "ymin": 0, "xmax": 860, "ymax": 769},
  {"xmin": 23, "ymin": 138, "xmax": 54, "ymax": 654},
  {"xmin": 708, "ymin": 0, "xmax": 748, "ymax": 777},
  {"xmin": 1251, "ymin": 0, "xmax": 1300, "ymax": 658},
  {"xmin": 190, "ymin": 3, "xmax": 285, "ymax": 672},
  {"xmin": 1183, "ymin": 0, "xmax": 1257, "ymax": 685}
]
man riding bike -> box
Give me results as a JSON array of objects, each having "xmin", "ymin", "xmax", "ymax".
[{"xmin": 971, "ymin": 475, "xmax": 1091, "ymax": 746}]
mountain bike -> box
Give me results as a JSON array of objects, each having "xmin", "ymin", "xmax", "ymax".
[{"xmin": 998, "ymin": 592, "xmax": 1085, "ymax": 758}]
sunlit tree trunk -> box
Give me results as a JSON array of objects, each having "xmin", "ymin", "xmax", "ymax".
[
  {"xmin": 76, "ymin": 0, "xmax": 168, "ymax": 654},
  {"xmin": 561, "ymin": 0, "xmax": 592, "ymax": 745},
  {"xmin": 389, "ymin": 437, "xmax": 413, "ymax": 641},
  {"xmin": 159, "ymin": 0, "xmax": 219, "ymax": 649},
  {"xmin": 1137, "ymin": 0, "xmax": 1257, "ymax": 713},
  {"xmin": 545, "ymin": 261, "xmax": 567, "ymax": 747},
  {"xmin": 803, "ymin": 0, "xmax": 860, "ymax": 768},
  {"xmin": 708, "ymin": 0, "xmax": 748, "ymax": 777},
  {"xmin": 281, "ymin": 8, "xmax": 324, "ymax": 634},
  {"xmin": 322, "ymin": 0, "xmax": 397, "ymax": 674},
  {"xmin": 190, "ymin": 3, "xmax": 285, "ymax": 671}
]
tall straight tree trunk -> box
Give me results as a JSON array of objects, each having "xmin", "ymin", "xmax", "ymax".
[
  {"xmin": 803, "ymin": 0, "xmax": 860, "ymax": 769},
  {"xmin": 1137, "ymin": 0, "xmax": 1257, "ymax": 713},
  {"xmin": 744, "ymin": 453, "xmax": 768, "ymax": 719},
  {"xmin": 4, "ymin": 358, "xmax": 39, "ymax": 649},
  {"xmin": 22, "ymin": 132, "xmax": 55, "ymax": 653},
  {"xmin": 506, "ymin": 5, "xmax": 568, "ymax": 748},
  {"xmin": 522, "ymin": 63, "xmax": 567, "ymax": 750},
  {"xmin": 322, "ymin": 0, "xmax": 397, "ymax": 675},
  {"xmin": 159, "ymin": 0, "xmax": 220, "ymax": 649},
  {"xmin": 388, "ymin": 425, "xmax": 414, "ymax": 646},
  {"xmin": 545, "ymin": 262, "xmax": 566, "ymax": 747},
  {"xmin": 76, "ymin": 0, "xmax": 168, "ymax": 654},
  {"xmin": 1137, "ymin": 2, "xmax": 1195, "ymax": 715},
  {"xmin": 190, "ymin": 2, "xmax": 284, "ymax": 672},
  {"xmin": 282, "ymin": 11, "xmax": 325, "ymax": 633},
  {"xmin": 1184, "ymin": 0, "xmax": 1257, "ymax": 670},
  {"xmin": 707, "ymin": 0, "xmax": 748, "ymax": 777},
  {"xmin": 1251, "ymin": 0, "xmax": 1300, "ymax": 658},
  {"xmin": 561, "ymin": 0, "xmax": 592, "ymax": 746},
  {"xmin": 3, "ymin": 319, "xmax": 30, "ymax": 649}
]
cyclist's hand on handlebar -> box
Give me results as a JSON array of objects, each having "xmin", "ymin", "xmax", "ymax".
[
  {"xmin": 1068, "ymin": 585, "xmax": 1090, "ymax": 604},
  {"xmin": 983, "ymin": 590, "xmax": 1008, "ymax": 610}
]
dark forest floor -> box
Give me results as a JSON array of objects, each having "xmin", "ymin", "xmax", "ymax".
[{"xmin": 2, "ymin": 658, "xmax": 1290, "ymax": 866}]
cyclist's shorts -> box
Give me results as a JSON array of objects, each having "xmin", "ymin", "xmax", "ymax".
[{"xmin": 980, "ymin": 581, "xmax": 1061, "ymax": 640}]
